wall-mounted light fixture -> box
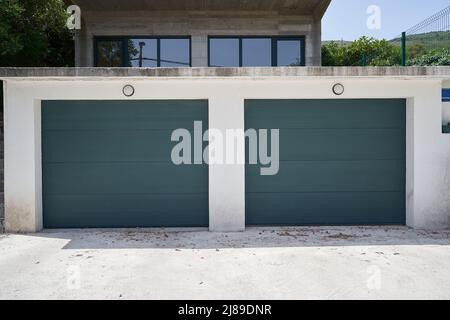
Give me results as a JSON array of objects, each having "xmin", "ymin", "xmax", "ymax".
[
  {"xmin": 332, "ymin": 83, "xmax": 345, "ymax": 96},
  {"xmin": 122, "ymin": 84, "xmax": 135, "ymax": 97}
]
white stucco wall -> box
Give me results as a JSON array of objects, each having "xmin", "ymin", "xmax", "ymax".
[{"xmin": 3, "ymin": 77, "xmax": 450, "ymax": 232}]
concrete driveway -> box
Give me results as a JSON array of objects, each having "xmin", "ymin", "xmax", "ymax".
[{"xmin": 0, "ymin": 226, "xmax": 449, "ymax": 300}]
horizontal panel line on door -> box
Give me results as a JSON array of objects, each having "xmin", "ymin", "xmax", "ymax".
[
  {"xmin": 246, "ymin": 159, "xmax": 405, "ymax": 163},
  {"xmin": 43, "ymin": 161, "xmax": 205, "ymax": 164},
  {"xmin": 42, "ymin": 129, "xmax": 199, "ymax": 132},
  {"xmin": 45, "ymin": 159, "xmax": 406, "ymax": 164},
  {"xmin": 46, "ymin": 192, "xmax": 209, "ymax": 196},
  {"xmin": 44, "ymin": 128, "xmax": 404, "ymax": 132},
  {"xmin": 245, "ymin": 127, "xmax": 405, "ymax": 130},
  {"xmin": 246, "ymin": 191, "xmax": 405, "ymax": 194}
]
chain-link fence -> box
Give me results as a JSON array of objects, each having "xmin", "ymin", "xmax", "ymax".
[{"xmin": 396, "ymin": 6, "xmax": 450, "ymax": 66}]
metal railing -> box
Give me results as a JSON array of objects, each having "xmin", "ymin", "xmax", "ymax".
[{"xmin": 400, "ymin": 6, "xmax": 450, "ymax": 66}]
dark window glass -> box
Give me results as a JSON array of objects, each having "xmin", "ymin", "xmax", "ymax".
[
  {"xmin": 242, "ymin": 38, "xmax": 272, "ymax": 67},
  {"xmin": 96, "ymin": 37, "xmax": 190, "ymax": 67},
  {"xmin": 209, "ymin": 37, "xmax": 304, "ymax": 67},
  {"xmin": 96, "ymin": 40, "xmax": 123, "ymax": 67},
  {"xmin": 128, "ymin": 39, "xmax": 157, "ymax": 67},
  {"xmin": 209, "ymin": 38, "xmax": 239, "ymax": 67},
  {"xmin": 160, "ymin": 38, "xmax": 190, "ymax": 67},
  {"xmin": 277, "ymin": 39, "xmax": 303, "ymax": 66}
]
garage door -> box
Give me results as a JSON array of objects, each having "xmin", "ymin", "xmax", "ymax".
[
  {"xmin": 245, "ymin": 99, "xmax": 406, "ymax": 226},
  {"xmin": 42, "ymin": 100, "xmax": 208, "ymax": 228}
]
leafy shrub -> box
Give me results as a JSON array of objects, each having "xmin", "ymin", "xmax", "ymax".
[
  {"xmin": 407, "ymin": 48, "xmax": 450, "ymax": 66},
  {"xmin": 322, "ymin": 41, "xmax": 347, "ymax": 66},
  {"xmin": 322, "ymin": 37, "xmax": 401, "ymax": 66},
  {"xmin": 322, "ymin": 36, "xmax": 448, "ymax": 66},
  {"xmin": 407, "ymin": 43, "xmax": 427, "ymax": 60}
]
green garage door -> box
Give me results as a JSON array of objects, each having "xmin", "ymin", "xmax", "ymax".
[
  {"xmin": 42, "ymin": 100, "xmax": 208, "ymax": 228},
  {"xmin": 245, "ymin": 99, "xmax": 406, "ymax": 226}
]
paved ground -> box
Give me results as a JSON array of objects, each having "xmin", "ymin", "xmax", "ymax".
[{"xmin": 0, "ymin": 226, "xmax": 449, "ymax": 300}]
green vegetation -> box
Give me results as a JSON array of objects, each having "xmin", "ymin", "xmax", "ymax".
[
  {"xmin": 322, "ymin": 37, "xmax": 401, "ymax": 66},
  {"xmin": 0, "ymin": 0, "xmax": 73, "ymax": 67},
  {"xmin": 322, "ymin": 33, "xmax": 450, "ymax": 66},
  {"xmin": 391, "ymin": 31, "xmax": 450, "ymax": 52},
  {"xmin": 322, "ymin": 40, "xmax": 352, "ymax": 47},
  {"xmin": 407, "ymin": 48, "xmax": 450, "ymax": 66}
]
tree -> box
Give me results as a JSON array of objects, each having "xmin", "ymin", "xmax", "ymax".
[
  {"xmin": 0, "ymin": 0, "xmax": 74, "ymax": 67},
  {"xmin": 321, "ymin": 41, "xmax": 347, "ymax": 66},
  {"xmin": 366, "ymin": 39, "xmax": 401, "ymax": 66}
]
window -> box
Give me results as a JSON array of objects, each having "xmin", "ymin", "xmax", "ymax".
[
  {"xmin": 128, "ymin": 39, "xmax": 157, "ymax": 67},
  {"xmin": 209, "ymin": 38, "xmax": 239, "ymax": 67},
  {"xmin": 160, "ymin": 38, "xmax": 191, "ymax": 67},
  {"xmin": 242, "ymin": 38, "xmax": 272, "ymax": 67},
  {"xmin": 208, "ymin": 36, "xmax": 305, "ymax": 67},
  {"xmin": 96, "ymin": 40, "xmax": 124, "ymax": 67},
  {"xmin": 95, "ymin": 37, "xmax": 191, "ymax": 67},
  {"xmin": 277, "ymin": 39, "xmax": 303, "ymax": 66}
]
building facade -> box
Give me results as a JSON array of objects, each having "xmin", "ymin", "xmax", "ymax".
[
  {"xmin": 1, "ymin": 0, "xmax": 450, "ymax": 233},
  {"xmin": 1, "ymin": 67, "xmax": 450, "ymax": 233},
  {"xmin": 69, "ymin": 0, "xmax": 330, "ymax": 67}
]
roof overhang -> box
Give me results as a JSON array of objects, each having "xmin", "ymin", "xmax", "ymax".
[{"xmin": 66, "ymin": 0, "xmax": 332, "ymax": 18}]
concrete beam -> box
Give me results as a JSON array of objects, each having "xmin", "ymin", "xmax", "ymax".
[
  {"xmin": 313, "ymin": 0, "xmax": 332, "ymax": 19},
  {"xmin": 67, "ymin": 0, "xmax": 331, "ymax": 16},
  {"xmin": 0, "ymin": 67, "xmax": 449, "ymax": 79}
]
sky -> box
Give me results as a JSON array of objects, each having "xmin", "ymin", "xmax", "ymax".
[{"xmin": 322, "ymin": 0, "xmax": 450, "ymax": 41}]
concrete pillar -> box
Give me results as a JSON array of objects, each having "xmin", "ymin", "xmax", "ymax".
[
  {"xmin": 208, "ymin": 95, "xmax": 245, "ymax": 232},
  {"xmin": 305, "ymin": 19, "xmax": 322, "ymax": 66},
  {"xmin": 74, "ymin": 31, "xmax": 81, "ymax": 67},
  {"xmin": 75, "ymin": 19, "xmax": 93, "ymax": 67},
  {"xmin": 84, "ymin": 33, "xmax": 94, "ymax": 67},
  {"xmin": 4, "ymin": 83, "xmax": 43, "ymax": 233},
  {"xmin": 406, "ymin": 83, "xmax": 450, "ymax": 228},
  {"xmin": 191, "ymin": 35, "xmax": 208, "ymax": 67}
]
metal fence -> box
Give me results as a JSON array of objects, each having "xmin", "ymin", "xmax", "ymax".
[{"xmin": 400, "ymin": 6, "xmax": 450, "ymax": 66}]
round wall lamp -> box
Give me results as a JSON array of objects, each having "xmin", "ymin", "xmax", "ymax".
[
  {"xmin": 123, "ymin": 84, "xmax": 135, "ymax": 97},
  {"xmin": 332, "ymin": 83, "xmax": 345, "ymax": 96}
]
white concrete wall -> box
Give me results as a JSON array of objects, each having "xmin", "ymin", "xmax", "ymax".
[
  {"xmin": 4, "ymin": 78, "xmax": 450, "ymax": 232},
  {"xmin": 77, "ymin": 11, "xmax": 322, "ymax": 67}
]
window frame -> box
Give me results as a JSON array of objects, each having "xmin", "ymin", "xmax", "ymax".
[
  {"xmin": 94, "ymin": 36, "xmax": 192, "ymax": 67},
  {"xmin": 207, "ymin": 35, "xmax": 306, "ymax": 67}
]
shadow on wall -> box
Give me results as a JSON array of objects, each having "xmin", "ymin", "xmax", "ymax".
[
  {"xmin": 0, "ymin": 80, "xmax": 3, "ymax": 233},
  {"xmin": 17, "ymin": 226, "xmax": 450, "ymax": 250}
]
